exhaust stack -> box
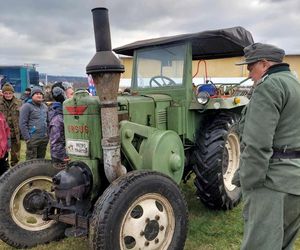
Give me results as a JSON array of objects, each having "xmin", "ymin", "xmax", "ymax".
[{"xmin": 86, "ymin": 7, "xmax": 126, "ymax": 183}]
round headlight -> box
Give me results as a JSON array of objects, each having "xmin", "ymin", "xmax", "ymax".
[{"xmin": 197, "ymin": 91, "xmax": 210, "ymax": 105}]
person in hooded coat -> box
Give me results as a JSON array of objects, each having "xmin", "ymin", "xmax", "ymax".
[{"xmin": 48, "ymin": 82, "xmax": 73, "ymax": 168}]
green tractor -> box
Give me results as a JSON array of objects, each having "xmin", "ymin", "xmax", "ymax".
[{"xmin": 0, "ymin": 7, "xmax": 253, "ymax": 250}]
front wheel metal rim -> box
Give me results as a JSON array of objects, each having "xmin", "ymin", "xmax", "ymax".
[
  {"xmin": 223, "ymin": 132, "xmax": 240, "ymax": 191},
  {"xmin": 10, "ymin": 176, "xmax": 56, "ymax": 231},
  {"xmin": 120, "ymin": 193, "xmax": 175, "ymax": 250}
]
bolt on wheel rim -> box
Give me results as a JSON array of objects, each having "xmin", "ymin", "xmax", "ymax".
[
  {"xmin": 223, "ymin": 132, "xmax": 240, "ymax": 191},
  {"xmin": 10, "ymin": 176, "xmax": 56, "ymax": 231},
  {"xmin": 120, "ymin": 193, "xmax": 175, "ymax": 250}
]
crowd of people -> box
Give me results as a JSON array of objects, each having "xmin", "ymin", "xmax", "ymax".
[{"xmin": 0, "ymin": 82, "xmax": 74, "ymax": 175}]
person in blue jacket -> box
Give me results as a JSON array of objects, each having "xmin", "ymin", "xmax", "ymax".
[{"xmin": 19, "ymin": 87, "xmax": 48, "ymax": 160}]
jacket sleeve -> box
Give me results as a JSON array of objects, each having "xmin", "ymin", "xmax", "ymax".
[
  {"xmin": 240, "ymin": 79, "xmax": 284, "ymax": 190},
  {"xmin": 19, "ymin": 104, "xmax": 31, "ymax": 141}
]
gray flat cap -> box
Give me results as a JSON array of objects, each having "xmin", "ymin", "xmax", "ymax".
[{"xmin": 236, "ymin": 42, "xmax": 285, "ymax": 65}]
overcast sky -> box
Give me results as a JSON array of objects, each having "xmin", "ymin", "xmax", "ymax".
[{"xmin": 0, "ymin": 0, "xmax": 299, "ymax": 76}]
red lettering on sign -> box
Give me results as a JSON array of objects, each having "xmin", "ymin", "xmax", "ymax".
[{"xmin": 67, "ymin": 125, "xmax": 89, "ymax": 134}]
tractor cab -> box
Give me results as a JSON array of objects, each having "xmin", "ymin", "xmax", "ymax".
[{"xmin": 115, "ymin": 26, "xmax": 254, "ymax": 142}]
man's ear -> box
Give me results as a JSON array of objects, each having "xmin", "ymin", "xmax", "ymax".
[{"xmin": 261, "ymin": 59, "xmax": 271, "ymax": 70}]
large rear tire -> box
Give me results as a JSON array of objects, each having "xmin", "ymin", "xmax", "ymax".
[
  {"xmin": 89, "ymin": 170, "xmax": 188, "ymax": 250},
  {"xmin": 193, "ymin": 112, "xmax": 241, "ymax": 210},
  {"xmin": 0, "ymin": 159, "xmax": 66, "ymax": 248}
]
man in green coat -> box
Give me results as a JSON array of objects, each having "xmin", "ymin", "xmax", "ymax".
[
  {"xmin": 0, "ymin": 83, "xmax": 22, "ymax": 167},
  {"xmin": 235, "ymin": 43, "xmax": 300, "ymax": 250}
]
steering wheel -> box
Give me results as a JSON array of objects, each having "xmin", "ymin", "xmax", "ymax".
[{"xmin": 149, "ymin": 76, "xmax": 176, "ymax": 87}]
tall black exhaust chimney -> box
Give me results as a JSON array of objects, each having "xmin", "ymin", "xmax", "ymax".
[
  {"xmin": 86, "ymin": 8, "xmax": 124, "ymax": 74},
  {"xmin": 86, "ymin": 7, "xmax": 126, "ymax": 183}
]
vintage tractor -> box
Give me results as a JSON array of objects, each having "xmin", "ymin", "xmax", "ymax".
[{"xmin": 0, "ymin": 7, "xmax": 253, "ymax": 250}]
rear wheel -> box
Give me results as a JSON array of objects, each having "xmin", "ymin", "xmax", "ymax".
[
  {"xmin": 89, "ymin": 170, "xmax": 188, "ymax": 250},
  {"xmin": 0, "ymin": 159, "xmax": 66, "ymax": 248},
  {"xmin": 193, "ymin": 112, "xmax": 241, "ymax": 210}
]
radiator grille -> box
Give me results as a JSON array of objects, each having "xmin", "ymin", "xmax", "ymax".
[{"xmin": 157, "ymin": 109, "xmax": 167, "ymax": 124}]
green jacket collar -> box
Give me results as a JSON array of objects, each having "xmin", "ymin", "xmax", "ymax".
[
  {"xmin": 255, "ymin": 63, "xmax": 290, "ymax": 86},
  {"xmin": 264, "ymin": 63, "xmax": 290, "ymax": 77}
]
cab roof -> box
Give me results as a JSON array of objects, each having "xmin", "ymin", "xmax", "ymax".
[{"xmin": 114, "ymin": 26, "xmax": 254, "ymax": 60}]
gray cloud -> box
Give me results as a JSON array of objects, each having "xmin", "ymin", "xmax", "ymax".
[{"xmin": 0, "ymin": 0, "xmax": 299, "ymax": 76}]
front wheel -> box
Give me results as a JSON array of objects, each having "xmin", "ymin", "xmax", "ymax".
[
  {"xmin": 89, "ymin": 171, "xmax": 188, "ymax": 250},
  {"xmin": 0, "ymin": 159, "xmax": 66, "ymax": 248},
  {"xmin": 193, "ymin": 112, "xmax": 241, "ymax": 210}
]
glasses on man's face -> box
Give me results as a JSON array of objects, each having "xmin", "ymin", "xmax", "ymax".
[
  {"xmin": 247, "ymin": 62, "xmax": 256, "ymax": 72},
  {"xmin": 247, "ymin": 61, "xmax": 263, "ymax": 72}
]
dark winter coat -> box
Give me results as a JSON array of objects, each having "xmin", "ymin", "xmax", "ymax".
[
  {"xmin": 48, "ymin": 102, "xmax": 67, "ymax": 162},
  {"xmin": 19, "ymin": 100, "xmax": 48, "ymax": 141}
]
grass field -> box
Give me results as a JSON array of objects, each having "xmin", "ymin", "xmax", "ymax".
[{"xmin": 0, "ymin": 142, "xmax": 299, "ymax": 250}]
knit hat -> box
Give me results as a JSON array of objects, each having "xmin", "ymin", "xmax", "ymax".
[
  {"xmin": 31, "ymin": 86, "xmax": 44, "ymax": 97},
  {"xmin": 1, "ymin": 83, "xmax": 14, "ymax": 93},
  {"xmin": 51, "ymin": 82, "xmax": 66, "ymax": 103},
  {"xmin": 52, "ymin": 86, "xmax": 66, "ymax": 103}
]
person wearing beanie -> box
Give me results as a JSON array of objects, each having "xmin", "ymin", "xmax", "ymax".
[
  {"xmin": 1, "ymin": 83, "xmax": 14, "ymax": 93},
  {"xmin": 234, "ymin": 43, "xmax": 300, "ymax": 249},
  {"xmin": 30, "ymin": 86, "xmax": 45, "ymax": 98},
  {"xmin": 0, "ymin": 83, "xmax": 22, "ymax": 167},
  {"xmin": 48, "ymin": 82, "xmax": 73, "ymax": 167},
  {"xmin": 20, "ymin": 87, "xmax": 31, "ymax": 104},
  {"xmin": 19, "ymin": 86, "xmax": 49, "ymax": 160}
]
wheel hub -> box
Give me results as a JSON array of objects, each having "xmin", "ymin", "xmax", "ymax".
[
  {"xmin": 144, "ymin": 220, "xmax": 160, "ymax": 241},
  {"xmin": 23, "ymin": 189, "xmax": 47, "ymax": 214}
]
